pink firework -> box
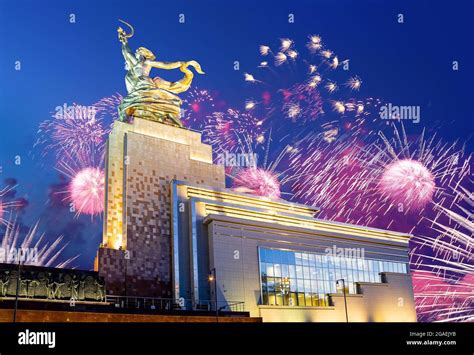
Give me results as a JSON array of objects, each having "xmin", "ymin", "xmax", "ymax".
[
  {"xmin": 281, "ymin": 83, "xmax": 324, "ymax": 122},
  {"xmin": 379, "ymin": 159, "xmax": 435, "ymax": 209},
  {"xmin": 69, "ymin": 167, "xmax": 105, "ymax": 216},
  {"xmin": 94, "ymin": 93, "xmax": 123, "ymax": 123},
  {"xmin": 232, "ymin": 168, "xmax": 281, "ymax": 200},
  {"xmin": 182, "ymin": 88, "xmax": 218, "ymax": 130},
  {"xmin": 36, "ymin": 103, "xmax": 107, "ymax": 166},
  {"xmin": 0, "ymin": 184, "xmax": 24, "ymax": 226},
  {"xmin": 203, "ymin": 109, "xmax": 265, "ymax": 153}
]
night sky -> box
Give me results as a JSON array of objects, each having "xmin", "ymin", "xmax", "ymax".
[{"xmin": 0, "ymin": 0, "xmax": 472, "ymax": 274}]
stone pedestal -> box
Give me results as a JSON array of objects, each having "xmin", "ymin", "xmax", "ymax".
[{"xmin": 96, "ymin": 118, "xmax": 225, "ymax": 297}]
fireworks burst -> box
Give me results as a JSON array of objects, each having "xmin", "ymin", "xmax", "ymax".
[
  {"xmin": 232, "ymin": 168, "xmax": 282, "ymax": 199},
  {"xmin": 56, "ymin": 159, "xmax": 105, "ymax": 218},
  {"xmin": 243, "ymin": 34, "xmax": 378, "ymax": 140},
  {"xmin": 289, "ymin": 124, "xmax": 471, "ymax": 231},
  {"xmin": 202, "ymin": 109, "xmax": 265, "ymax": 154},
  {"xmin": 410, "ymin": 185, "xmax": 474, "ymax": 322},
  {"xmin": 281, "ymin": 83, "xmax": 324, "ymax": 123},
  {"xmin": 94, "ymin": 93, "xmax": 123, "ymax": 124},
  {"xmin": 0, "ymin": 184, "xmax": 24, "ymax": 227},
  {"xmin": 181, "ymin": 88, "xmax": 216, "ymax": 130},
  {"xmin": 380, "ymin": 159, "xmax": 436, "ymax": 209},
  {"xmin": 36, "ymin": 103, "xmax": 108, "ymax": 166},
  {"xmin": 0, "ymin": 217, "xmax": 79, "ymax": 268},
  {"xmin": 69, "ymin": 167, "xmax": 105, "ymax": 216}
]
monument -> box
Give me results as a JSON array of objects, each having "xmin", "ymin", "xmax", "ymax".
[
  {"xmin": 96, "ymin": 21, "xmax": 225, "ymax": 297},
  {"xmin": 94, "ymin": 22, "xmax": 415, "ymax": 323}
]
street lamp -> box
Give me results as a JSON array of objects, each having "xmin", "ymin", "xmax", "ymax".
[
  {"xmin": 336, "ymin": 279, "xmax": 349, "ymax": 323},
  {"xmin": 13, "ymin": 249, "xmax": 23, "ymax": 322},
  {"xmin": 208, "ymin": 268, "xmax": 218, "ymax": 321}
]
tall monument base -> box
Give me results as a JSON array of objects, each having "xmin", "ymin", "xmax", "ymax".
[{"xmin": 96, "ymin": 118, "xmax": 225, "ymax": 297}]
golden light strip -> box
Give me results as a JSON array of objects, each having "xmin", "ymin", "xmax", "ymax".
[
  {"xmin": 184, "ymin": 185, "xmax": 319, "ymax": 217},
  {"xmin": 203, "ymin": 203, "xmax": 410, "ymax": 244}
]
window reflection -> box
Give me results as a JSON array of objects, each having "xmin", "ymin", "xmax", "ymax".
[{"xmin": 259, "ymin": 248, "xmax": 409, "ymax": 307}]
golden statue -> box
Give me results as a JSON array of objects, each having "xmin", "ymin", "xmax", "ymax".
[{"xmin": 117, "ymin": 20, "xmax": 204, "ymax": 127}]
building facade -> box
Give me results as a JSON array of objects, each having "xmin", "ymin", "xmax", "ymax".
[{"xmin": 97, "ymin": 120, "xmax": 416, "ymax": 322}]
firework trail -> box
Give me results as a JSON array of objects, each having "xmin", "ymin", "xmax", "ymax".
[
  {"xmin": 232, "ymin": 168, "xmax": 282, "ymax": 199},
  {"xmin": 181, "ymin": 88, "xmax": 217, "ymax": 130},
  {"xmin": 36, "ymin": 103, "xmax": 108, "ymax": 167},
  {"xmin": 0, "ymin": 184, "xmax": 25, "ymax": 227},
  {"xmin": 57, "ymin": 159, "xmax": 105, "ymax": 218},
  {"xmin": 202, "ymin": 108, "xmax": 265, "ymax": 154},
  {"xmin": 242, "ymin": 35, "xmax": 381, "ymax": 141},
  {"xmin": 94, "ymin": 93, "xmax": 123, "ymax": 126},
  {"xmin": 0, "ymin": 216, "xmax": 79, "ymax": 268},
  {"xmin": 290, "ymin": 123, "xmax": 472, "ymax": 232},
  {"xmin": 224, "ymin": 129, "xmax": 307, "ymax": 200},
  {"xmin": 410, "ymin": 185, "xmax": 473, "ymax": 322}
]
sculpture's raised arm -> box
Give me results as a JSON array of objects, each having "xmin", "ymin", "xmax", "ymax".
[
  {"xmin": 117, "ymin": 20, "xmax": 137, "ymax": 67},
  {"xmin": 121, "ymin": 42, "xmax": 137, "ymax": 67}
]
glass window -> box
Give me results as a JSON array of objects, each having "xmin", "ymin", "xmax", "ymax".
[
  {"xmin": 339, "ymin": 257, "xmax": 346, "ymax": 269},
  {"xmin": 302, "ymin": 253, "xmax": 309, "ymax": 266},
  {"xmin": 287, "ymin": 252, "xmax": 296, "ymax": 265},
  {"xmin": 295, "ymin": 253, "xmax": 302, "ymax": 265},
  {"xmin": 274, "ymin": 263, "xmax": 281, "ymax": 277},
  {"xmin": 303, "ymin": 266, "xmax": 310, "ymax": 279},
  {"xmin": 290, "ymin": 279, "xmax": 297, "ymax": 293},
  {"xmin": 326, "ymin": 255, "xmax": 334, "ymax": 268},
  {"xmin": 388, "ymin": 262, "xmax": 394, "ymax": 273},
  {"xmin": 316, "ymin": 254, "xmax": 322, "ymax": 267},
  {"xmin": 266, "ymin": 263, "xmax": 274, "ymax": 277},
  {"xmin": 297, "ymin": 279, "xmax": 304, "ymax": 293},
  {"xmin": 258, "ymin": 248, "xmax": 409, "ymax": 307},
  {"xmin": 367, "ymin": 259, "xmax": 373, "ymax": 272},
  {"xmin": 296, "ymin": 265, "xmax": 304, "ymax": 279},
  {"xmin": 289, "ymin": 265, "xmax": 296, "ymax": 279},
  {"xmin": 373, "ymin": 260, "xmax": 380, "ymax": 273},
  {"xmin": 267, "ymin": 278, "xmax": 275, "ymax": 292}
]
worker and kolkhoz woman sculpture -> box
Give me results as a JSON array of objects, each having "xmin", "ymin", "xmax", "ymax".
[{"xmin": 117, "ymin": 20, "xmax": 204, "ymax": 127}]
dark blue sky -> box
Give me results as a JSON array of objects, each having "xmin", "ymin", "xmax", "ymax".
[{"xmin": 0, "ymin": 0, "xmax": 472, "ymax": 269}]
